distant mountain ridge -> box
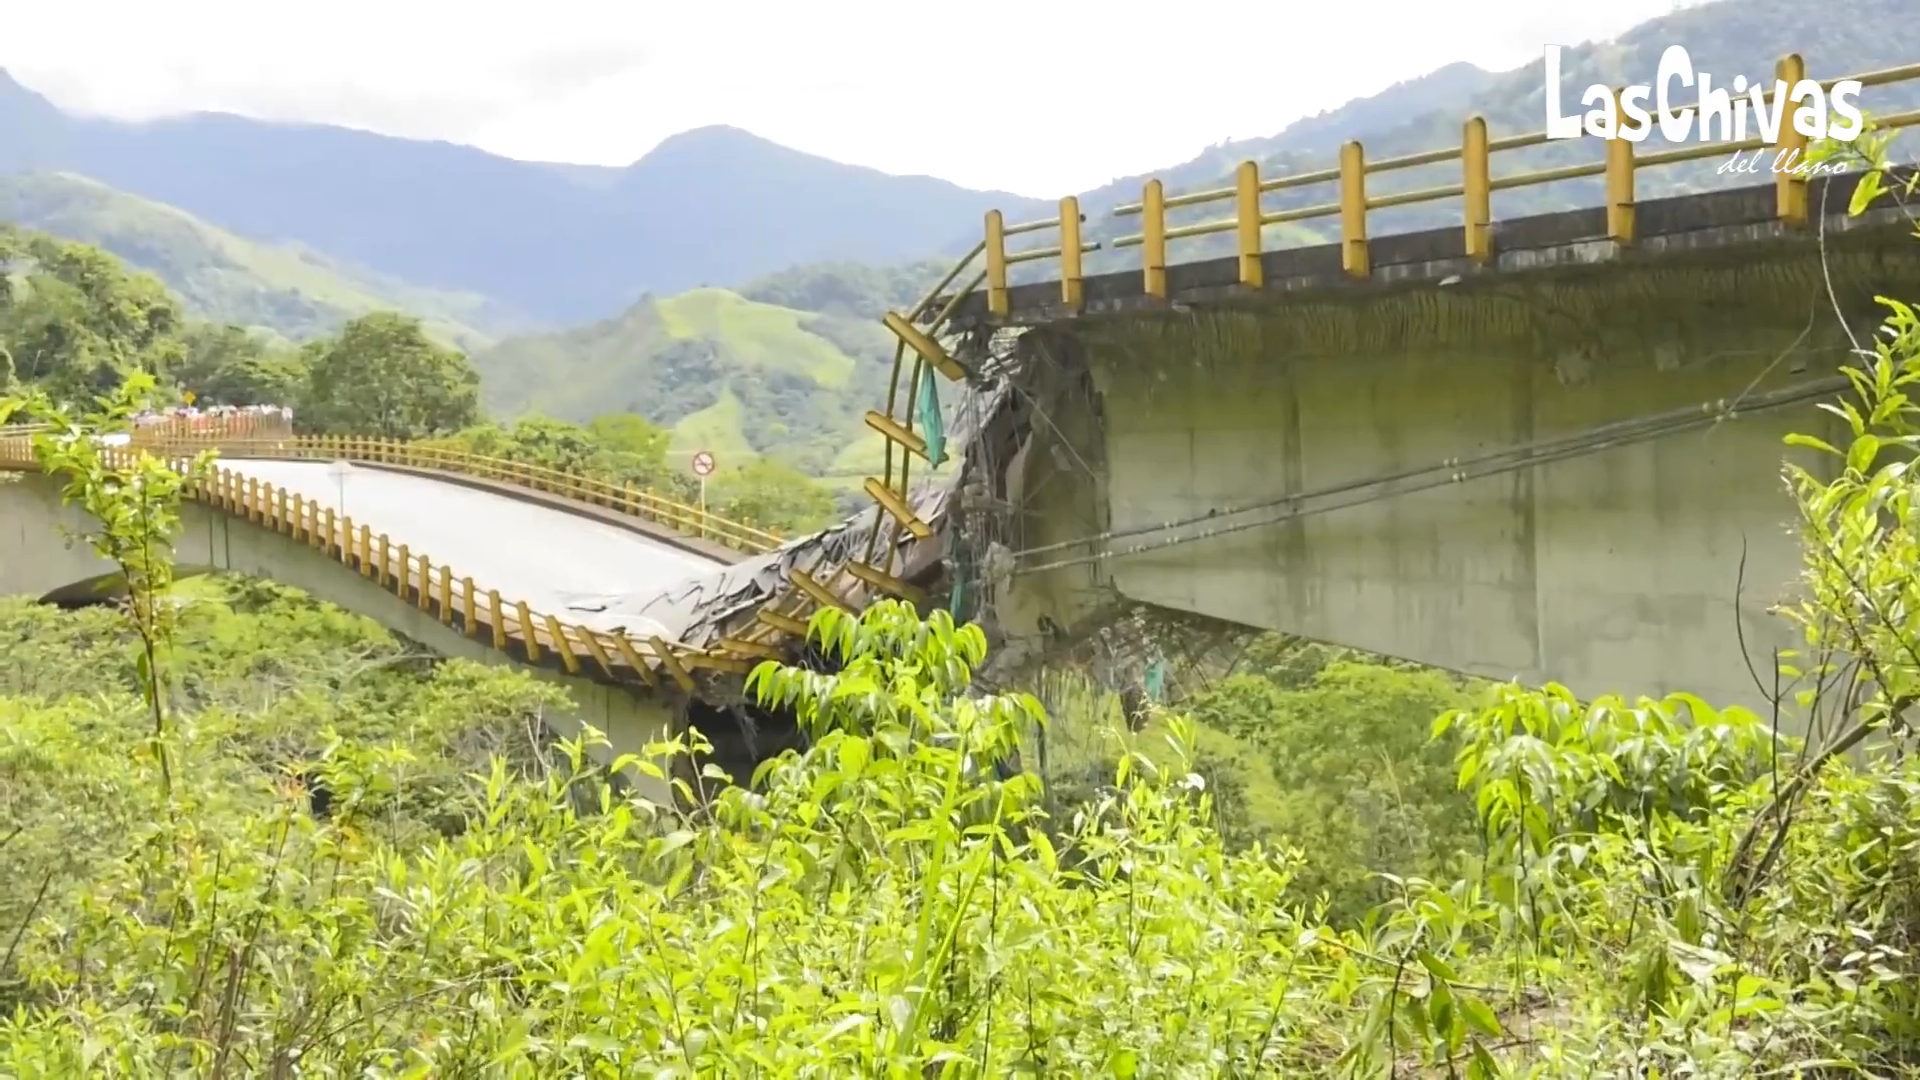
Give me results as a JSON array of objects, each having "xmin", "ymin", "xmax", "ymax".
[
  {"xmin": 1054, "ymin": 0, "xmax": 1920, "ymax": 276},
  {"xmin": 0, "ymin": 72, "xmax": 1051, "ymax": 325},
  {"xmin": 0, "ymin": 171, "xmax": 511, "ymax": 349}
]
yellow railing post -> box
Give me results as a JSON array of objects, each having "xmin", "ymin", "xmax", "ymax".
[
  {"xmin": 1463, "ymin": 116, "xmax": 1492, "ymax": 262},
  {"xmin": 1606, "ymin": 90, "xmax": 1636, "ymax": 246},
  {"xmin": 985, "ymin": 210, "xmax": 1009, "ymax": 317},
  {"xmin": 462, "ymin": 576, "xmax": 476, "ymax": 634},
  {"xmin": 1143, "ymin": 179, "xmax": 1168, "ymax": 300},
  {"xmin": 1235, "ymin": 161, "xmax": 1263, "ymax": 289},
  {"xmin": 516, "ymin": 601, "xmax": 540, "ymax": 663},
  {"xmin": 1776, "ymin": 53, "xmax": 1810, "ymax": 228},
  {"xmin": 1059, "ymin": 196, "xmax": 1084, "ymax": 310},
  {"xmin": 1340, "ymin": 141, "xmax": 1370, "ymax": 279},
  {"xmin": 395, "ymin": 543, "xmax": 410, "ymax": 597},
  {"xmin": 377, "ymin": 535, "xmax": 391, "ymax": 588},
  {"xmin": 292, "ymin": 493, "xmax": 306, "ymax": 542},
  {"xmin": 416, "ymin": 554, "xmax": 432, "ymax": 611},
  {"xmin": 438, "ymin": 565, "xmax": 453, "ymax": 624},
  {"xmin": 488, "ymin": 590, "xmax": 506, "ymax": 649},
  {"xmin": 544, "ymin": 615, "xmax": 581, "ymax": 674},
  {"xmin": 358, "ymin": 526, "xmax": 373, "ymax": 577},
  {"xmin": 323, "ymin": 508, "xmax": 336, "ymax": 556}
]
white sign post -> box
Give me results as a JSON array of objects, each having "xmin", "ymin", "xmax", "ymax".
[
  {"xmin": 690, "ymin": 450, "xmax": 715, "ymax": 537},
  {"xmin": 328, "ymin": 459, "xmax": 352, "ymax": 518}
]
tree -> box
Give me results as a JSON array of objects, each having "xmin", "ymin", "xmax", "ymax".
[
  {"xmin": 167, "ymin": 323, "xmax": 308, "ymax": 406},
  {"xmin": 424, "ymin": 413, "xmax": 693, "ymax": 500},
  {"xmin": 708, "ymin": 457, "xmax": 838, "ymax": 533},
  {"xmin": 586, "ymin": 411, "xmax": 671, "ymax": 464},
  {"xmin": 0, "ymin": 228, "xmax": 186, "ymax": 403},
  {"xmin": 299, "ymin": 312, "xmax": 480, "ymax": 438}
]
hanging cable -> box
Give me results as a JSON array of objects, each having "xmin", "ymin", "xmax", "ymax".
[
  {"xmin": 1014, "ymin": 373, "xmax": 1850, "ymax": 578},
  {"xmin": 1011, "ymin": 371, "xmax": 1849, "ymax": 564}
]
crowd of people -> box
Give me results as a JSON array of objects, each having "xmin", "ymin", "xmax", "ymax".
[{"xmin": 132, "ymin": 403, "xmax": 294, "ymax": 435}]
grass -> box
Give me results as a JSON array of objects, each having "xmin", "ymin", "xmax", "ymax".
[
  {"xmin": 656, "ymin": 288, "xmax": 857, "ymax": 388},
  {"xmin": 664, "ymin": 388, "xmax": 761, "ymax": 467}
]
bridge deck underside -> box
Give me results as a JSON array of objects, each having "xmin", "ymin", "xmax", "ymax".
[{"xmin": 996, "ymin": 225, "xmax": 1920, "ymax": 714}]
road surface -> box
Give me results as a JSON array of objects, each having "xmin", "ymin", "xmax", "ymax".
[{"xmin": 223, "ymin": 459, "xmax": 722, "ymax": 639}]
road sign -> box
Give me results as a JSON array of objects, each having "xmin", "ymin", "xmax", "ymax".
[{"xmin": 690, "ymin": 450, "xmax": 715, "ymax": 477}]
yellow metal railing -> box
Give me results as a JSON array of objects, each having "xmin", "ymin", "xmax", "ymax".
[
  {"xmin": 0, "ymin": 431, "xmax": 752, "ymax": 691},
  {"xmin": 978, "ymin": 55, "xmax": 1920, "ymax": 308},
  {"xmin": 89, "ymin": 411, "xmax": 780, "ymax": 555},
  {"xmin": 128, "ymin": 433, "xmax": 784, "ymax": 556}
]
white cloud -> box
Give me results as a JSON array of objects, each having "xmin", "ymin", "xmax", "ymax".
[{"xmin": 3, "ymin": 0, "xmax": 1686, "ymax": 195}]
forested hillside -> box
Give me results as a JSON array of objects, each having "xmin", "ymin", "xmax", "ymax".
[{"xmin": 472, "ymin": 288, "xmax": 895, "ymax": 474}]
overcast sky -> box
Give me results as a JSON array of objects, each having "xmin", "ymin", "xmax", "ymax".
[{"xmin": 3, "ymin": 0, "xmax": 1689, "ymax": 196}]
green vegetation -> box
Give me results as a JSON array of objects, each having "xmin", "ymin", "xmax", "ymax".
[
  {"xmin": 738, "ymin": 258, "xmax": 952, "ymax": 320},
  {"xmin": 3, "ymin": 47, "xmax": 1919, "ymax": 1079},
  {"xmin": 1181, "ymin": 640, "xmax": 1479, "ymax": 921},
  {"xmin": 0, "ymin": 472, "xmax": 1917, "ymax": 1072},
  {"xmin": 300, "ymin": 310, "xmax": 481, "ymax": 438},
  {"xmin": 0, "ymin": 154, "xmax": 1916, "ymax": 1074},
  {"xmin": 423, "ymin": 413, "xmax": 842, "ymax": 535},
  {"xmin": 471, "ymin": 287, "xmax": 899, "ymax": 477},
  {"xmin": 0, "ymin": 172, "xmax": 513, "ymax": 349},
  {"xmin": 2, "ymin": 226, "xmax": 482, "ymax": 438},
  {"xmin": 1, "ymin": 226, "xmax": 842, "ymax": 531}
]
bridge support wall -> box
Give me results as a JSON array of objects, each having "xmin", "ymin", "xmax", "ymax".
[
  {"xmin": 0, "ymin": 473, "xmax": 675, "ymax": 803},
  {"xmin": 997, "ymin": 243, "xmax": 1917, "ymax": 712}
]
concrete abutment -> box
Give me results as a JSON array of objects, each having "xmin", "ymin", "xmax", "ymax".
[{"xmin": 985, "ymin": 238, "xmax": 1919, "ymax": 712}]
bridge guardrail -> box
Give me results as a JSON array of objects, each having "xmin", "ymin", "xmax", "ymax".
[
  {"xmin": 93, "ymin": 414, "xmax": 778, "ymax": 554},
  {"xmin": 0, "ymin": 431, "xmax": 755, "ymax": 693},
  {"xmin": 970, "ymin": 54, "xmax": 1920, "ymax": 310},
  {"xmin": 130, "ymin": 433, "xmax": 785, "ymax": 556}
]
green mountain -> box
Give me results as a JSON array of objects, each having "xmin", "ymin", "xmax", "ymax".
[
  {"xmin": 0, "ymin": 69, "xmax": 1052, "ymax": 326},
  {"xmin": 0, "ymin": 172, "xmax": 515, "ymax": 349},
  {"xmin": 472, "ymin": 288, "xmax": 905, "ymax": 480}
]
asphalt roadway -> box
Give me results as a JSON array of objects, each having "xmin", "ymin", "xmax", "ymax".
[{"xmin": 222, "ymin": 459, "xmax": 723, "ymax": 639}]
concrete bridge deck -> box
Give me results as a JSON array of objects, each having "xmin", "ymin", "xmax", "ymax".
[{"xmin": 223, "ymin": 460, "xmax": 719, "ymax": 641}]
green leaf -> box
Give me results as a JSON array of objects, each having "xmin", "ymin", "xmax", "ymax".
[
  {"xmin": 1850, "ymin": 167, "xmax": 1886, "ymax": 215},
  {"xmin": 1784, "ymin": 432, "xmax": 1841, "ymax": 456},
  {"xmin": 1416, "ymin": 949, "xmax": 1459, "ymax": 984},
  {"xmin": 1460, "ymin": 995, "xmax": 1502, "ymax": 1037},
  {"xmin": 1469, "ymin": 1040, "xmax": 1501, "ymax": 1079},
  {"xmin": 1847, "ymin": 433, "xmax": 1881, "ymax": 473}
]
